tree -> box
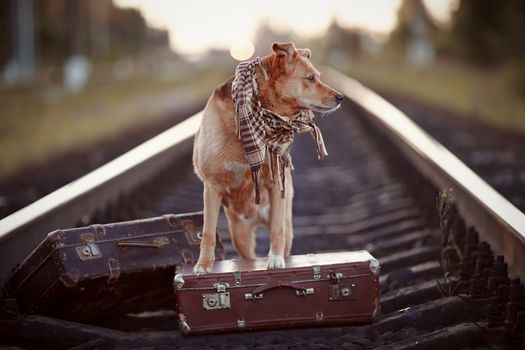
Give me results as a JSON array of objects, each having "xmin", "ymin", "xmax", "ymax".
[{"xmin": 451, "ymin": 0, "xmax": 525, "ymax": 65}]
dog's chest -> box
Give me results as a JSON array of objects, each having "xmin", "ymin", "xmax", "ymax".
[
  {"xmin": 223, "ymin": 161, "xmax": 250, "ymax": 189},
  {"xmin": 222, "ymin": 161, "xmax": 273, "ymax": 213}
]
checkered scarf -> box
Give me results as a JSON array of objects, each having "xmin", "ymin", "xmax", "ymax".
[{"xmin": 231, "ymin": 57, "xmax": 328, "ymax": 204}]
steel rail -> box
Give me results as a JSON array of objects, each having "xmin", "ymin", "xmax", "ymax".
[
  {"xmin": 0, "ymin": 112, "xmax": 202, "ymax": 282},
  {"xmin": 323, "ymin": 67, "xmax": 525, "ymax": 278}
]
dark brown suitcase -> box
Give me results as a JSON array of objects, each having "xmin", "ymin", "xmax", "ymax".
[
  {"xmin": 4, "ymin": 212, "xmax": 225, "ymax": 321},
  {"xmin": 174, "ymin": 251, "xmax": 380, "ymax": 335}
]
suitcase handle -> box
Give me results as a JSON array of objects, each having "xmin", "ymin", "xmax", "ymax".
[
  {"xmin": 116, "ymin": 237, "xmax": 169, "ymax": 249},
  {"xmin": 251, "ymin": 281, "xmax": 314, "ymax": 297}
]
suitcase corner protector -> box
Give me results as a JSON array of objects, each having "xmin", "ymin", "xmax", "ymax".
[
  {"xmin": 179, "ymin": 320, "xmax": 191, "ymax": 334},
  {"xmin": 373, "ymin": 304, "xmax": 382, "ymax": 321},
  {"xmin": 174, "ymin": 273, "xmax": 185, "ymax": 290},
  {"xmin": 369, "ymin": 258, "xmax": 380, "ymax": 275}
]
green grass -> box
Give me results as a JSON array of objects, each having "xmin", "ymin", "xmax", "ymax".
[
  {"xmin": 0, "ymin": 68, "xmax": 230, "ymax": 180},
  {"xmin": 345, "ymin": 55, "xmax": 525, "ymax": 134}
]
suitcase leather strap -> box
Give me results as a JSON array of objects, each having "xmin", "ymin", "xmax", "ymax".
[{"xmin": 251, "ymin": 281, "xmax": 312, "ymax": 297}]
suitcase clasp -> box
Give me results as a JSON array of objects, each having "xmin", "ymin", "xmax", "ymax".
[
  {"xmin": 233, "ymin": 271, "xmax": 242, "ymax": 286},
  {"xmin": 295, "ymin": 288, "xmax": 315, "ymax": 297},
  {"xmin": 329, "ymin": 283, "xmax": 356, "ymax": 301},
  {"xmin": 214, "ymin": 282, "xmax": 229, "ymax": 293},
  {"xmin": 313, "ymin": 265, "xmax": 321, "ymax": 280},
  {"xmin": 181, "ymin": 219, "xmax": 203, "ymax": 245},
  {"xmin": 76, "ymin": 242, "xmax": 102, "ymax": 260},
  {"xmin": 329, "ymin": 272, "xmax": 344, "ymax": 283},
  {"xmin": 202, "ymin": 282, "xmax": 231, "ymax": 310},
  {"xmin": 244, "ymin": 293, "xmax": 264, "ymax": 301}
]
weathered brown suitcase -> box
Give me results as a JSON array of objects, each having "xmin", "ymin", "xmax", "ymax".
[
  {"xmin": 174, "ymin": 251, "xmax": 380, "ymax": 335},
  {"xmin": 4, "ymin": 212, "xmax": 225, "ymax": 321}
]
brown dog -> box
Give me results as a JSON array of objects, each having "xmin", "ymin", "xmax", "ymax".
[{"xmin": 193, "ymin": 42, "xmax": 343, "ymax": 273}]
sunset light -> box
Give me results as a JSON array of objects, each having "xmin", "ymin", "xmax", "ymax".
[{"xmin": 230, "ymin": 40, "xmax": 255, "ymax": 61}]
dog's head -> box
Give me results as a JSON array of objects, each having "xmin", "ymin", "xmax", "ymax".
[{"xmin": 266, "ymin": 42, "xmax": 343, "ymax": 114}]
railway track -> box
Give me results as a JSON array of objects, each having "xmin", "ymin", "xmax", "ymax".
[
  {"xmin": 1, "ymin": 69, "xmax": 525, "ymax": 349},
  {"xmin": 380, "ymin": 91, "xmax": 525, "ymax": 214}
]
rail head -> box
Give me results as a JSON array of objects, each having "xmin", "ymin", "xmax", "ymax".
[{"xmin": 323, "ymin": 67, "xmax": 525, "ymax": 277}]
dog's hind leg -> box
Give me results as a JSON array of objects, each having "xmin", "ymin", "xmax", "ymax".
[
  {"xmin": 225, "ymin": 208, "xmax": 256, "ymax": 259},
  {"xmin": 194, "ymin": 183, "xmax": 222, "ymax": 274}
]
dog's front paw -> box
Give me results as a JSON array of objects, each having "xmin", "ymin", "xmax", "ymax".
[
  {"xmin": 267, "ymin": 252, "xmax": 285, "ymax": 269},
  {"xmin": 193, "ymin": 259, "xmax": 214, "ymax": 274}
]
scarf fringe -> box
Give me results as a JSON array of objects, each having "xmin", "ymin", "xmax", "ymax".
[
  {"xmin": 310, "ymin": 123, "xmax": 328, "ymax": 159},
  {"xmin": 280, "ymin": 157, "xmax": 286, "ymax": 199},
  {"xmin": 251, "ymin": 166, "xmax": 261, "ymax": 204},
  {"xmin": 252, "ymin": 150, "xmax": 287, "ymax": 204}
]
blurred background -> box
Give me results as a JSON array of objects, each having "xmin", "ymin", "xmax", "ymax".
[{"xmin": 1, "ymin": 0, "xmax": 525, "ymax": 218}]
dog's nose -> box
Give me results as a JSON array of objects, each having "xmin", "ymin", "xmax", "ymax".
[{"xmin": 335, "ymin": 93, "xmax": 344, "ymax": 102}]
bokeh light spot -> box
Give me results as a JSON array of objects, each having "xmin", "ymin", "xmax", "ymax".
[{"xmin": 230, "ymin": 40, "xmax": 255, "ymax": 61}]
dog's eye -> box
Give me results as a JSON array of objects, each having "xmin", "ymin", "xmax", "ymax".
[{"xmin": 306, "ymin": 75, "xmax": 315, "ymax": 82}]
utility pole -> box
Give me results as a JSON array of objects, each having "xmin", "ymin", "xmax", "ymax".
[
  {"xmin": 4, "ymin": 0, "xmax": 35, "ymax": 85},
  {"xmin": 64, "ymin": 0, "xmax": 90, "ymax": 93}
]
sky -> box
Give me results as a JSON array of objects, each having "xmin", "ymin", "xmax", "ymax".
[{"xmin": 114, "ymin": 0, "xmax": 457, "ymax": 58}]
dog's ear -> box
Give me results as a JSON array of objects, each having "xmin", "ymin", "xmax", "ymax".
[
  {"xmin": 272, "ymin": 42, "xmax": 296, "ymax": 57},
  {"xmin": 297, "ymin": 48, "xmax": 311, "ymax": 59},
  {"xmin": 272, "ymin": 42, "xmax": 297, "ymax": 71}
]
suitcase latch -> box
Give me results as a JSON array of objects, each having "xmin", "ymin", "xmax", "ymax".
[
  {"xmin": 202, "ymin": 282, "xmax": 231, "ymax": 310},
  {"xmin": 244, "ymin": 293, "xmax": 264, "ymax": 301},
  {"xmin": 233, "ymin": 271, "xmax": 242, "ymax": 286},
  {"xmin": 329, "ymin": 283, "xmax": 356, "ymax": 301},
  {"xmin": 76, "ymin": 242, "xmax": 102, "ymax": 260},
  {"xmin": 181, "ymin": 219, "xmax": 203, "ymax": 245},
  {"xmin": 295, "ymin": 288, "xmax": 315, "ymax": 297},
  {"xmin": 313, "ymin": 266, "xmax": 321, "ymax": 280},
  {"xmin": 329, "ymin": 272, "xmax": 344, "ymax": 283}
]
